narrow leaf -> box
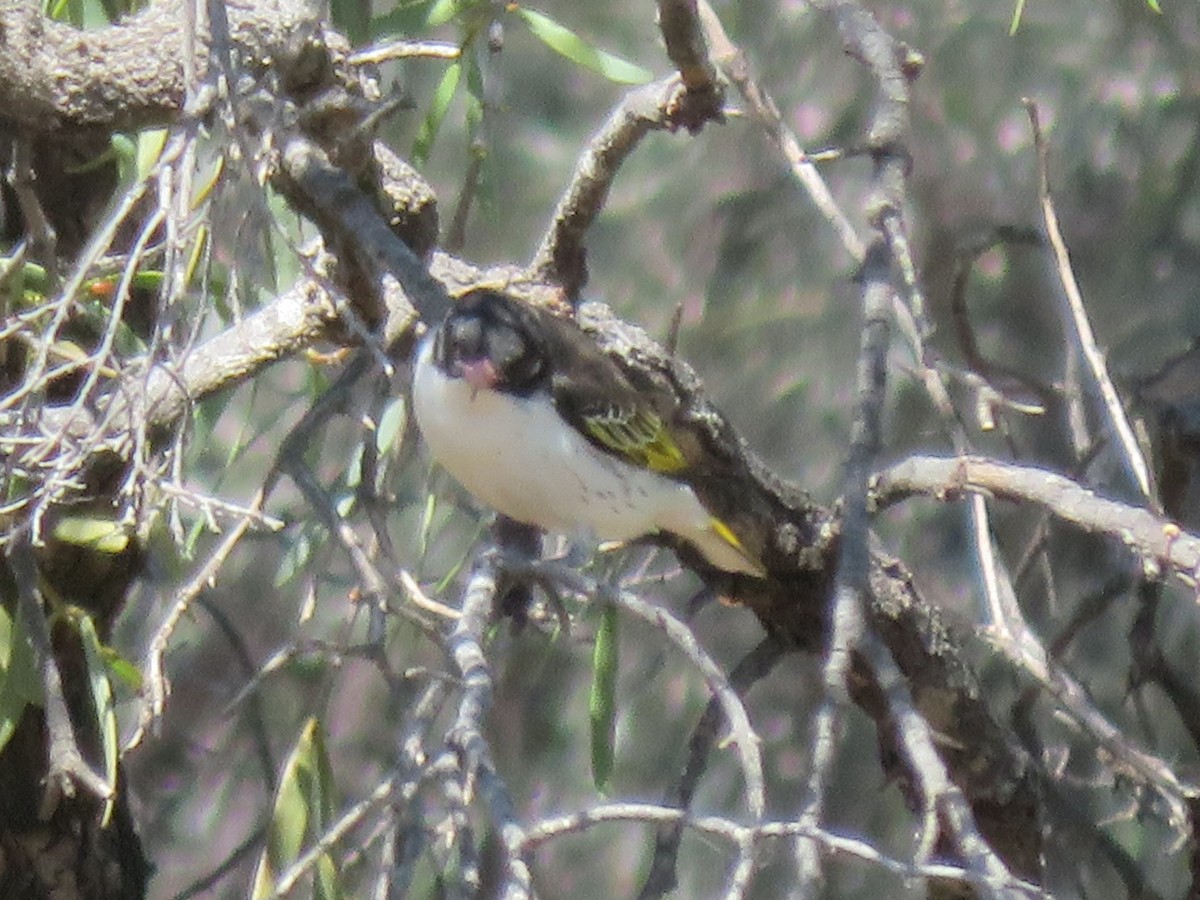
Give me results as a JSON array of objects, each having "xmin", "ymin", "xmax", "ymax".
[
  {"xmin": 252, "ymin": 717, "xmax": 341, "ymax": 899},
  {"xmin": 100, "ymin": 646, "xmax": 144, "ymax": 692},
  {"xmin": 1008, "ymin": 0, "xmax": 1027, "ymax": 35},
  {"xmin": 414, "ymin": 62, "xmax": 462, "ymax": 164},
  {"xmin": 77, "ymin": 614, "xmax": 118, "ymax": 826},
  {"xmin": 53, "ymin": 517, "xmax": 131, "ymax": 555},
  {"xmin": 376, "ymin": 397, "xmax": 408, "ymax": 458},
  {"xmin": 0, "ymin": 603, "xmax": 43, "ymax": 755},
  {"xmin": 516, "ymin": 8, "xmax": 652, "ymax": 85},
  {"xmin": 589, "ymin": 604, "xmax": 619, "ymax": 791},
  {"xmin": 136, "ymin": 129, "xmax": 168, "ymax": 181},
  {"xmin": 426, "ymin": 0, "xmax": 469, "ymax": 27}
]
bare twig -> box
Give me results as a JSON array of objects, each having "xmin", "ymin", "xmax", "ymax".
[
  {"xmin": 269, "ymin": 778, "xmax": 397, "ymax": 898},
  {"xmin": 349, "ymin": 40, "xmax": 461, "ymax": 66},
  {"xmin": 875, "ymin": 455, "xmax": 1200, "ymax": 826},
  {"xmin": 656, "ymin": 0, "xmax": 720, "ymax": 94},
  {"xmin": 444, "ymin": 551, "xmax": 533, "ymax": 899},
  {"xmin": 127, "ymin": 489, "xmax": 264, "ymax": 750},
  {"xmin": 7, "ymin": 537, "xmax": 114, "ymax": 809},
  {"xmin": 7, "ymin": 138, "xmax": 58, "ymax": 274},
  {"xmin": 444, "ymin": 18, "xmax": 500, "ymax": 253},
  {"xmin": 697, "ymin": 0, "xmax": 865, "ymax": 264},
  {"xmin": 795, "ymin": 233, "xmax": 891, "ymax": 888},
  {"xmin": 858, "ymin": 627, "xmax": 1025, "ymax": 893},
  {"xmin": 528, "ymin": 560, "xmax": 766, "ymax": 822},
  {"xmin": 530, "ymin": 76, "xmax": 725, "ymax": 296},
  {"xmin": 379, "ymin": 679, "xmax": 454, "ymax": 897},
  {"xmin": 873, "ymin": 455, "xmax": 1200, "ymax": 589},
  {"xmin": 1024, "ymin": 99, "xmax": 1153, "ymax": 504},
  {"xmin": 522, "ymin": 803, "xmax": 1046, "ymax": 897},
  {"xmin": 641, "ymin": 636, "xmax": 786, "ymax": 898},
  {"xmin": 2, "ymin": 272, "xmax": 340, "ymax": 468}
]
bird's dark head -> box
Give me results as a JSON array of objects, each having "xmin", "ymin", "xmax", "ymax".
[{"xmin": 434, "ymin": 290, "xmax": 549, "ymax": 395}]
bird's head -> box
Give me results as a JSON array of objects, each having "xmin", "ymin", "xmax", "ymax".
[{"xmin": 434, "ymin": 290, "xmax": 549, "ymax": 396}]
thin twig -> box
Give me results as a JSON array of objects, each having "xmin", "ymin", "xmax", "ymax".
[
  {"xmin": 127, "ymin": 489, "xmax": 263, "ymax": 750},
  {"xmin": 857, "ymin": 628, "xmax": 1022, "ymax": 892},
  {"xmin": 1024, "ymin": 99, "xmax": 1153, "ymax": 505},
  {"xmin": 269, "ymin": 779, "xmax": 398, "ymax": 897},
  {"xmin": 656, "ymin": 0, "xmax": 720, "ymax": 93},
  {"xmin": 873, "ymin": 454, "xmax": 1200, "ymax": 590},
  {"xmin": 445, "ymin": 550, "xmax": 533, "ymax": 899},
  {"xmin": 530, "ymin": 560, "xmax": 765, "ymax": 822},
  {"xmin": 349, "ymin": 40, "xmax": 461, "ymax": 66},
  {"xmin": 7, "ymin": 137, "xmax": 58, "ymax": 277},
  {"xmin": 530, "ymin": 76, "xmax": 724, "ymax": 295},
  {"xmin": 641, "ymin": 636, "xmax": 785, "ymax": 898},
  {"xmin": 8, "ymin": 537, "xmax": 114, "ymax": 809},
  {"xmin": 697, "ymin": 0, "xmax": 865, "ymax": 264},
  {"xmin": 521, "ymin": 803, "xmax": 1047, "ymax": 897}
]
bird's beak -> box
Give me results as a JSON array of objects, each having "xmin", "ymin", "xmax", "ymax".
[{"xmin": 457, "ymin": 358, "xmax": 500, "ymax": 397}]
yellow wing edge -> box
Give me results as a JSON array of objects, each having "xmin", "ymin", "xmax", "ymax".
[
  {"xmin": 583, "ymin": 411, "xmax": 688, "ymax": 474},
  {"xmin": 708, "ymin": 516, "xmax": 767, "ymax": 578}
]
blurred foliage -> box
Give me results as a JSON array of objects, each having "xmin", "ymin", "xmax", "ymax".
[
  {"xmin": 251, "ymin": 718, "xmax": 342, "ymax": 899},
  {"xmin": 0, "ymin": 603, "xmax": 40, "ymax": 757}
]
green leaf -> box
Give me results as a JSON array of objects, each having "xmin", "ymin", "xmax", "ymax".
[
  {"xmin": 345, "ymin": 443, "xmax": 364, "ymax": 493},
  {"xmin": 464, "ymin": 49, "xmax": 486, "ymax": 139},
  {"xmin": 136, "ymin": 129, "xmax": 168, "ymax": 182},
  {"xmin": 413, "ymin": 62, "xmax": 463, "ymax": 165},
  {"xmin": 0, "ymin": 602, "xmax": 44, "ymax": 755},
  {"xmin": 426, "ymin": 0, "xmax": 472, "ymax": 27},
  {"xmin": 275, "ymin": 530, "xmax": 314, "ymax": 588},
  {"xmin": 53, "ymin": 517, "xmax": 131, "ymax": 555},
  {"xmin": 419, "ymin": 492, "xmax": 438, "ymax": 561},
  {"xmin": 376, "ymin": 397, "xmax": 408, "ymax": 458},
  {"xmin": 44, "ymin": 0, "xmax": 79, "ymax": 24},
  {"xmin": 589, "ymin": 604, "xmax": 619, "ymax": 791},
  {"xmin": 2, "ymin": 259, "xmax": 46, "ymax": 297},
  {"xmin": 101, "ymin": 646, "xmax": 144, "ymax": 692},
  {"xmin": 516, "ymin": 8, "xmax": 652, "ymax": 85},
  {"xmin": 77, "ymin": 614, "xmax": 118, "ymax": 826},
  {"xmin": 1008, "ymin": 0, "xmax": 1026, "ymax": 35},
  {"xmin": 252, "ymin": 718, "xmax": 342, "ymax": 900}
]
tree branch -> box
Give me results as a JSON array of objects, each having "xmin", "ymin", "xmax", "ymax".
[{"xmin": 0, "ymin": 0, "xmax": 325, "ymax": 133}]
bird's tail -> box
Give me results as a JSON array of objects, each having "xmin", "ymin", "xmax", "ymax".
[{"xmin": 688, "ymin": 517, "xmax": 766, "ymax": 578}]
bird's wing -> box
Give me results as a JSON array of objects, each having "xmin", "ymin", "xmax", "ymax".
[
  {"xmin": 573, "ymin": 402, "xmax": 688, "ymax": 474},
  {"xmin": 540, "ymin": 314, "xmax": 688, "ymax": 475}
]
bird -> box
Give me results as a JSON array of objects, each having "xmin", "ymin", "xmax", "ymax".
[{"xmin": 411, "ymin": 289, "xmax": 765, "ymax": 578}]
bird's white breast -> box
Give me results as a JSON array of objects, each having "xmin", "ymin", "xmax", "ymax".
[{"xmin": 411, "ymin": 339, "xmax": 712, "ymax": 544}]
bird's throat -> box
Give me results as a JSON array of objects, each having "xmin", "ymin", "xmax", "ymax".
[{"xmin": 456, "ymin": 358, "xmax": 501, "ymax": 396}]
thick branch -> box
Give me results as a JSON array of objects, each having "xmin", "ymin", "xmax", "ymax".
[{"xmin": 0, "ymin": 0, "xmax": 322, "ymax": 133}]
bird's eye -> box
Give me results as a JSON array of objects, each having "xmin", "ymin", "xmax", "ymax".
[
  {"xmin": 446, "ymin": 315, "xmax": 484, "ymax": 355},
  {"xmin": 488, "ymin": 326, "xmax": 545, "ymax": 392},
  {"xmin": 504, "ymin": 349, "xmax": 546, "ymax": 391}
]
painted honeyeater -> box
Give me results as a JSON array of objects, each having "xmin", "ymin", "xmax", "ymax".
[{"xmin": 411, "ymin": 289, "xmax": 765, "ymax": 578}]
